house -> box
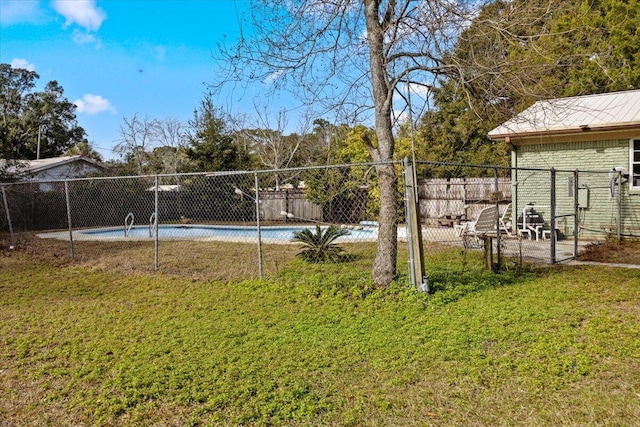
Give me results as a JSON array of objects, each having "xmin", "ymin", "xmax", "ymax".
[
  {"xmin": 1, "ymin": 155, "xmax": 108, "ymax": 193},
  {"xmin": 488, "ymin": 89, "xmax": 640, "ymax": 239},
  {"xmin": 1, "ymin": 155, "xmax": 107, "ymax": 182}
]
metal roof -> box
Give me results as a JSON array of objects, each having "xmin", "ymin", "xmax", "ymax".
[
  {"xmin": 488, "ymin": 89, "xmax": 640, "ymax": 139},
  {"xmin": 2, "ymin": 155, "xmax": 105, "ymax": 175},
  {"xmin": 145, "ymin": 185, "xmax": 181, "ymax": 192}
]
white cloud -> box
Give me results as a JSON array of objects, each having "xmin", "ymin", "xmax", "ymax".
[
  {"xmin": 10, "ymin": 58, "xmax": 36, "ymax": 72},
  {"xmin": 393, "ymin": 108, "xmax": 409, "ymax": 124},
  {"xmin": 397, "ymin": 82, "xmax": 430, "ymax": 99},
  {"xmin": 51, "ymin": 0, "xmax": 106, "ymax": 32},
  {"xmin": 74, "ymin": 94, "xmax": 116, "ymax": 115},
  {"xmin": 263, "ymin": 70, "xmax": 285, "ymax": 85},
  {"xmin": 72, "ymin": 29, "xmax": 101, "ymax": 47},
  {"xmin": 0, "ymin": 0, "xmax": 39, "ymax": 25},
  {"xmin": 408, "ymin": 83, "xmax": 430, "ymax": 99}
]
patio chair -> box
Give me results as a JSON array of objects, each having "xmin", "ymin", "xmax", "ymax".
[
  {"xmin": 518, "ymin": 227, "xmax": 533, "ymax": 239},
  {"xmin": 517, "ymin": 205, "xmax": 546, "ymax": 240},
  {"xmin": 454, "ymin": 221, "xmax": 470, "ymax": 237},
  {"xmin": 518, "ymin": 223, "xmax": 545, "ymax": 240},
  {"xmin": 499, "ymin": 203, "xmax": 513, "ymax": 236},
  {"xmin": 459, "ymin": 206, "xmax": 498, "ymax": 248}
]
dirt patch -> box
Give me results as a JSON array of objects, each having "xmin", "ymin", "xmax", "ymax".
[{"xmin": 577, "ymin": 239, "xmax": 640, "ymax": 264}]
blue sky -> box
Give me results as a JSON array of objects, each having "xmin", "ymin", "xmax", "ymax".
[{"xmin": 0, "ymin": 0, "xmax": 263, "ymax": 160}]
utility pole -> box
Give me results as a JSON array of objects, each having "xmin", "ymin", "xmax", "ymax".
[{"xmin": 37, "ymin": 124, "xmax": 46, "ymax": 160}]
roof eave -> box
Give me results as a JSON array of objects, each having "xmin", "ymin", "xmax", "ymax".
[
  {"xmin": 488, "ymin": 122, "xmax": 640, "ymax": 143},
  {"xmin": 28, "ymin": 156, "xmax": 105, "ymax": 174}
]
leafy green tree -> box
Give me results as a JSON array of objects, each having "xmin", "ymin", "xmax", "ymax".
[
  {"xmin": 405, "ymin": 0, "xmax": 564, "ymax": 173},
  {"xmin": 185, "ymin": 94, "xmax": 250, "ymax": 172},
  {"xmin": 406, "ymin": 80, "xmax": 511, "ymax": 175},
  {"xmin": 146, "ymin": 146, "xmax": 183, "ymax": 175},
  {"xmin": 64, "ymin": 141, "xmax": 103, "ymax": 161},
  {"xmin": 548, "ymin": 0, "xmax": 640, "ymax": 95},
  {"xmin": 0, "ymin": 64, "xmax": 86, "ymax": 162},
  {"xmin": 419, "ymin": 0, "xmax": 640, "ymax": 170},
  {"xmin": 304, "ymin": 125, "xmax": 377, "ymax": 223}
]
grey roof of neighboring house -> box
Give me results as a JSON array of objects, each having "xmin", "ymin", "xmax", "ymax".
[
  {"xmin": 26, "ymin": 156, "xmax": 102, "ymax": 172},
  {"xmin": 2, "ymin": 155, "xmax": 106, "ymax": 175},
  {"xmin": 488, "ymin": 89, "xmax": 640, "ymax": 139},
  {"xmin": 145, "ymin": 185, "xmax": 181, "ymax": 192}
]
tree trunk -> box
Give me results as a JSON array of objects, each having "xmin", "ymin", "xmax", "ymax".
[
  {"xmin": 372, "ymin": 162, "xmax": 398, "ymax": 287},
  {"xmin": 365, "ymin": 0, "xmax": 398, "ymax": 287}
]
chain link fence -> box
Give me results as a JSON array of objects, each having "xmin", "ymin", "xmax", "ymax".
[
  {"xmin": 414, "ymin": 162, "xmax": 635, "ymax": 272},
  {"xmin": 0, "ymin": 164, "xmax": 395, "ymax": 281},
  {"xmin": 1, "ymin": 161, "xmax": 634, "ymax": 283}
]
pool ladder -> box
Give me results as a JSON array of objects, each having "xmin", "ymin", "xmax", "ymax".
[
  {"xmin": 149, "ymin": 212, "xmax": 157, "ymax": 237},
  {"xmin": 124, "ymin": 212, "xmax": 134, "ymax": 237}
]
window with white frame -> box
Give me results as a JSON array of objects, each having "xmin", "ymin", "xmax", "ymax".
[{"xmin": 632, "ymin": 139, "xmax": 640, "ymax": 190}]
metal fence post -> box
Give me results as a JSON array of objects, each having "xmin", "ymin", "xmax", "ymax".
[
  {"xmin": 493, "ymin": 167, "xmax": 501, "ymax": 272},
  {"xmin": 1, "ymin": 186, "xmax": 15, "ymax": 250},
  {"xmin": 550, "ymin": 168, "xmax": 556, "ymax": 264},
  {"xmin": 64, "ymin": 181, "xmax": 75, "ymax": 258},
  {"xmin": 404, "ymin": 158, "xmax": 426, "ymax": 291},
  {"xmin": 154, "ymin": 175, "xmax": 159, "ymax": 271},
  {"xmin": 255, "ymin": 172, "xmax": 263, "ymax": 278},
  {"xmin": 574, "ymin": 170, "xmax": 579, "ymax": 257},
  {"xmin": 403, "ymin": 159, "xmax": 415, "ymax": 287}
]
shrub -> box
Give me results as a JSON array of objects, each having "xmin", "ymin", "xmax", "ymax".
[{"xmin": 291, "ymin": 225, "xmax": 350, "ymax": 263}]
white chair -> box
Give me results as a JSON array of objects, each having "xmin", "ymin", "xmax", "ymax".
[
  {"xmin": 499, "ymin": 203, "xmax": 513, "ymax": 236},
  {"xmin": 454, "ymin": 221, "xmax": 469, "ymax": 237},
  {"xmin": 517, "ymin": 205, "xmax": 543, "ymax": 240},
  {"xmin": 459, "ymin": 206, "xmax": 498, "ymax": 248},
  {"xmin": 518, "ymin": 227, "xmax": 532, "ymax": 239},
  {"xmin": 528, "ymin": 224, "xmax": 544, "ymax": 241}
]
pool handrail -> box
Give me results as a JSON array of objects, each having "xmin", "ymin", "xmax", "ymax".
[
  {"xmin": 148, "ymin": 212, "xmax": 157, "ymax": 237},
  {"xmin": 124, "ymin": 212, "xmax": 134, "ymax": 237}
]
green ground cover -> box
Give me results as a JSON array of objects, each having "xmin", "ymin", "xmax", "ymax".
[{"xmin": 1, "ymin": 243, "xmax": 639, "ymax": 426}]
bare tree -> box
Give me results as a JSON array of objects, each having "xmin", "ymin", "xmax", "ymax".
[
  {"xmin": 241, "ymin": 106, "xmax": 311, "ymax": 190},
  {"xmin": 214, "ymin": 0, "xmax": 482, "ymax": 287},
  {"xmin": 152, "ymin": 117, "xmax": 188, "ymax": 174},
  {"xmin": 114, "ymin": 114, "xmax": 158, "ymax": 175}
]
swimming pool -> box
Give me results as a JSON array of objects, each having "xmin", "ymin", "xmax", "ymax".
[{"xmin": 39, "ymin": 224, "xmax": 378, "ymax": 243}]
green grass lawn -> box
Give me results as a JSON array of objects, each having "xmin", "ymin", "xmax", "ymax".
[{"xmin": 1, "ymin": 246, "xmax": 639, "ymax": 426}]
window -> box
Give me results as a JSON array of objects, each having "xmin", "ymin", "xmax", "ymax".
[{"xmin": 632, "ymin": 139, "xmax": 640, "ymax": 190}]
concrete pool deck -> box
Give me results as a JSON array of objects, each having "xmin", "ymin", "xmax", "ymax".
[{"xmin": 418, "ymin": 226, "xmax": 591, "ymax": 264}]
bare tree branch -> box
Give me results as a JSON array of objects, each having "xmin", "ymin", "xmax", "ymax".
[{"xmin": 211, "ymin": 0, "xmax": 520, "ymax": 286}]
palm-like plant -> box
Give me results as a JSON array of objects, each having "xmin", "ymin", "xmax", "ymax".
[{"xmin": 291, "ymin": 225, "xmax": 350, "ymax": 263}]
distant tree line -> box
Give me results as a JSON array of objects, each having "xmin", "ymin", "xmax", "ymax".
[
  {"xmin": 413, "ymin": 0, "xmax": 640, "ymax": 171},
  {"xmin": 3, "ymin": 0, "xmax": 638, "ymax": 179},
  {"xmin": 0, "ymin": 64, "xmax": 91, "ymax": 179}
]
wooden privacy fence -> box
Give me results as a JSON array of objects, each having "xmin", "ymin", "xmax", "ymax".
[
  {"xmin": 259, "ymin": 190, "xmax": 323, "ymax": 222},
  {"xmin": 418, "ymin": 178, "xmax": 512, "ymax": 226}
]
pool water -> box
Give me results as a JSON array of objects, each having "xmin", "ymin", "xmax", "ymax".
[{"xmin": 77, "ymin": 224, "xmax": 377, "ymax": 241}]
